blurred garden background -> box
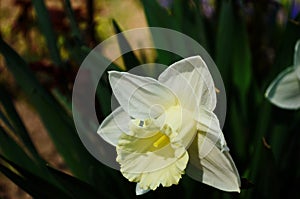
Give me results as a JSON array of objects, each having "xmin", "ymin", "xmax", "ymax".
[{"xmin": 0, "ymin": 0, "xmax": 299, "ymax": 198}]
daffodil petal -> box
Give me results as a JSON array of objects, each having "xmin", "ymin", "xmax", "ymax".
[
  {"xmin": 97, "ymin": 106, "xmax": 130, "ymax": 146},
  {"xmin": 119, "ymin": 148, "xmax": 188, "ymax": 191},
  {"xmin": 297, "ymin": 64, "xmax": 300, "ymax": 80},
  {"xmin": 158, "ymin": 56, "xmax": 217, "ymax": 112},
  {"xmin": 116, "ymin": 125, "xmax": 188, "ymax": 190},
  {"xmin": 296, "ymin": 66, "xmax": 300, "ymax": 81},
  {"xmin": 168, "ymin": 108, "xmax": 197, "ymax": 148},
  {"xmin": 294, "ymin": 40, "xmax": 300, "ymax": 79},
  {"xmin": 196, "ymin": 107, "xmax": 227, "ymax": 158},
  {"xmin": 116, "ymin": 132, "xmax": 185, "ymax": 174},
  {"xmin": 108, "ymin": 71, "xmax": 178, "ymax": 119},
  {"xmin": 136, "ymin": 183, "xmax": 150, "ymax": 195},
  {"xmin": 186, "ymin": 133, "xmax": 240, "ymax": 192},
  {"xmin": 153, "ymin": 105, "xmax": 197, "ymax": 149},
  {"xmin": 294, "ymin": 40, "xmax": 300, "ymax": 68},
  {"xmin": 265, "ymin": 67, "xmax": 300, "ymax": 110},
  {"xmin": 137, "ymin": 152, "xmax": 188, "ymax": 190}
]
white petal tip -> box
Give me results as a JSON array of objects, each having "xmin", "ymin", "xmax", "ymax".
[
  {"xmin": 216, "ymin": 184, "xmax": 241, "ymax": 193},
  {"xmin": 228, "ymin": 185, "xmax": 241, "ymax": 193},
  {"xmin": 108, "ymin": 71, "xmax": 119, "ymax": 83},
  {"xmin": 265, "ymin": 67, "xmax": 300, "ymax": 110},
  {"xmin": 220, "ymin": 146, "xmax": 230, "ymax": 153},
  {"xmin": 233, "ymin": 187, "xmax": 241, "ymax": 193},
  {"xmin": 135, "ymin": 185, "xmax": 150, "ymax": 195},
  {"xmin": 268, "ymin": 99, "xmax": 300, "ymax": 110},
  {"xmin": 96, "ymin": 128, "xmax": 102, "ymax": 136},
  {"xmin": 97, "ymin": 124, "xmax": 107, "ymax": 139},
  {"xmin": 295, "ymin": 40, "xmax": 300, "ymax": 51},
  {"xmin": 107, "ymin": 70, "xmax": 113, "ymax": 73},
  {"xmin": 108, "ymin": 70, "xmax": 121, "ymax": 78}
]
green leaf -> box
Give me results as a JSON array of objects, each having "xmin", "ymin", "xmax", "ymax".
[
  {"xmin": 0, "ymin": 88, "xmax": 72, "ymax": 189},
  {"xmin": 31, "ymin": 0, "xmax": 63, "ymax": 67},
  {"xmin": 215, "ymin": 0, "xmax": 235, "ymax": 84},
  {"xmin": 246, "ymin": 142, "xmax": 279, "ymax": 199},
  {"xmin": 51, "ymin": 88, "xmax": 72, "ymax": 116},
  {"xmin": 96, "ymin": 80, "xmax": 112, "ymax": 117},
  {"xmin": 0, "ymin": 155, "xmax": 71, "ymax": 199},
  {"xmin": 171, "ymin": 0, "xmax": 183, "ymax": 29},
  {"xmin": 141, "ymin": 0, "xmax": 179, "ymax": 30},
  {"xmin": 0, "ymin": 127, "xmax": 39, "ymax": 175},
  {"xmin": 68, "ymin": 44, "xmax": 123, "ymax": 117},
  {"xmin": 272, "ymin": 20, "xmax": 300, "ymax": 73},
  {"xmin": 63, "ymin": 0, "xmax": 83, "ymax": 41},
  {"xmin": 0, "ymin": 37, "xmax": 100, "ymax": 182},
  {"xmin": 172, "ymin": 0, "xmax": 208, "ymax": 50},
  {"xmin": 112, "ymin": 20, "xmax": 141, "ymax": 70},
  {"xmin": 0, "ymin": 109, "xmax": 14, "ymax": 133},
  {"xmin": 140, "ymin": 0, "xmax": 180, "ymax": 65},
  {"xmin": 229, "ymin": 100, "xmax": 247, "ymax": 158},
  {"xmin": 0, "ymin": 86, "xmax": 39, "ymax": 158},
  {"xmin": 0, "ymin": 126, "xmax": 60, "ymax": 187},
  {"xmin": 245, "ymin": 102, "xmax": 272, "ymax": 193},
  {"xmin": 232, "ymin": 17, "xmax": 252, "ymax": 108},
  {"xmin": 269, "ymin": 124, "xmax": 286, "ymax": 164},
  {"xmin": 47, "ymin": 166, "xmax": 114, "ymax": 199}
]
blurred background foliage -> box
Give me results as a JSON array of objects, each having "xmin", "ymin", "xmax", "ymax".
[{"xmin": 0, "ymin": 0, "xmax": 299, "ymax": 198}]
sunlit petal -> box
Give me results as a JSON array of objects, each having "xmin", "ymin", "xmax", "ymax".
[
  {"xmin": 136, "ymin": 183, "xmax": 150, "ymax": 195},
  {"xmin": 98, "ymin": 56, "xmax": 239, "ymax": 194},
  {"xmin": 265, "ymin": 67, "xmax": 300, "ymax": 110},
  {"xmin": 158, "ymin": 56, "xmax": 217, "ymax": 113},
  {"xmin": 294, "ymin": 40, "xmax": 300, "ymax": 79},
  {"xmin": 196, "ymin": 107, "xmax": 228, "ymax": 158},
  {"xmin": 297, "ymin": 64, "xmax": 300, "ymax": 80},
  {"xmin": 294, "ymin": 40, "xmax": 300, "ymax": 68},
  {"xmin": 186, "ymin": 133, "xmax": 240, "ymax": 192},
  {"xmin": 97, "ymin": 106, "xmax": 130, "ymax": 146},
  {"xmin": 109, "ymin": 71, "xmax": 178, "ymax": 119}
]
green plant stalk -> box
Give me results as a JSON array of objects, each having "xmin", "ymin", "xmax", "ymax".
[
  {"xmin": 0, "ymin": 37, "xmax": 98, "ymax": 182},
  {"xmin": 31, "ymin": 0, "xmax": 63, "ymax": 67}
]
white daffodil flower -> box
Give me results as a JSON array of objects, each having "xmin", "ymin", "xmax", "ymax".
[
  {"xmin": 97, "ymin": 56, "xmax": 240, "ymax": 195},
  {"xmin": 265, "ymin": 40, "xmax": 300, "ymax": 109}
]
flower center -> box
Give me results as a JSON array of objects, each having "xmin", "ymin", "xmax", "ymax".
[
  {"xmin": 153, "ymin": 134, "xmax": 169, "ymax": 148},
  {"xmin": 154, "ymin": 105, "xmax": 182, "ymax": 130}
]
